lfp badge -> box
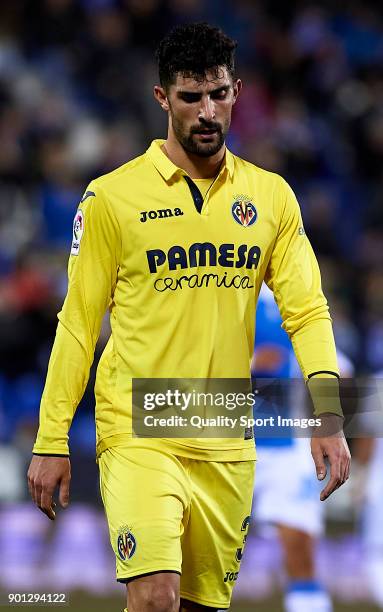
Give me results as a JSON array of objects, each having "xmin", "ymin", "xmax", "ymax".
[
  {"xmin": 117, "ymin": 527, "xmax": 137, "ymax": 561},
  {"xmin": 70, "ymin": 209, "xmax": 84, "ymax": 256},
  {"xmin": 232, "ymin": 198, "xmax": 257, "ymax": 227}
]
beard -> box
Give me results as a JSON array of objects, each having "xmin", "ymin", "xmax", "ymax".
[{"xmin": 171, "ymin": 112, "xmax": 230, "ymax": 158}]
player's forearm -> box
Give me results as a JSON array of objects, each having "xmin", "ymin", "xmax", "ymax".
[
  {"xmin": 33, "ymin": 320, "xmax": 93, "ymax": 455},
  {"xmin": 290, "ymin": 317, "xmax": 339, "ymax": 380},
  {"xmin": 290, "ymin": 316, "xmax": 343, "ymax": 418}
]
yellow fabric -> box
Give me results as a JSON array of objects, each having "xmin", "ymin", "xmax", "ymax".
[
  {"xmin": 307, "ymin": 374, "xmax": 343, "ymax": 417},
  {"xmin": 99, "ymin": 444, "xmax": 255, "ymax": 608},
  {"xmin": 193, "ymin": 177, "xmax": 215, "ymax": 199},
  {"xmin": 96, "ymin": 434, "xmax": 256, "ymax": 461},
  {"xmin": 33, "ymin": 139, "xmax": 339, "ymax": 457}
]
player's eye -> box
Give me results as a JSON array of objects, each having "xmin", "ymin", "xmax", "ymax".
[
  {"xmin": 179, "ymin": 93, "xmax": 201, "ymax": 103},
  {"xmin": 212, "ymin": 88, "xmax": 229, "ymax": 100}
]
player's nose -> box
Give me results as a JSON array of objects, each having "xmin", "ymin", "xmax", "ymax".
[{"xmin": 199, "ymin": 95, "xmax": 216, "ymax": 121}]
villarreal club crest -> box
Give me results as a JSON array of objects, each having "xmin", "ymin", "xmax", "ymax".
[
  {"xmin": 117, "ymin": 526, "xmax": 137, "ymax": 561},
  {"xmin": 232, "ymin": 197, "xmax": 257, "ymax": 227}
]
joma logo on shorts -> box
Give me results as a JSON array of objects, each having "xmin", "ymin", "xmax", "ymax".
[{"xmin": 140, "ymin": 208, "xmax": 184, "ymax": 223}]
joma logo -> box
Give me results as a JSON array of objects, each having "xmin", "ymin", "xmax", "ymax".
[
  {"xmin": 140, "ymin": 208, "xmax": 184, "ymax": 223},
  {"xmin": 224, "ymin": 571, "xmax": 238, "ymax": 583}
]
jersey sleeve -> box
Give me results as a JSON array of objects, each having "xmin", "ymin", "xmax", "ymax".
[
  {"xmin": 264, "ymin": 177, "xmax": 339, "ymax": 380},
  {"xmin": 33, "ymin": 182, "xmax": 121, "ymax": 455}
]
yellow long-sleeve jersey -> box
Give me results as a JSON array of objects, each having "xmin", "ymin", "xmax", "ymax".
[{"xmin": 33, "ymin": 140, "xmax": 339, "ymax": 460}]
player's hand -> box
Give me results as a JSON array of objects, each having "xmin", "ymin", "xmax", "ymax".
[
  {"xmin": 310, "ymin": 414, "xmax": 351, "ymax": 501},
  {"xmin": 27, "ymin": 455, "xmax": 71, "ymax": 520}
]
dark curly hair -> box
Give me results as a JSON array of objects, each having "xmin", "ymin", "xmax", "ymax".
[{"xmin": 156, "ymin": 22, "xmax": 237, "ymax": 89}]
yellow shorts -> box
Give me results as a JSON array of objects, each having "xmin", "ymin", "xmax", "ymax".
[{"xmin": 99, "ymin": 443, "xmax": 255, "ymax": 609}]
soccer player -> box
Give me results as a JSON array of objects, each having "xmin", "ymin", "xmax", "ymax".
[
  {"xmin": 27, "ymin": 23, "xmax": 351, "ymax": 612},
  {"xmin": 252, "ymin": 284, "xmax": 354, "ymax": 612}
]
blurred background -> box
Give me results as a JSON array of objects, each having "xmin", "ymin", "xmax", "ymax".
[{"xmin": 0, "ymin": 0, "xmax": 383, "ymax": 610}]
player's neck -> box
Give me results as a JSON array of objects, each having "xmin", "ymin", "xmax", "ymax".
[{"xmin": 162, "ymin": 135, "xmax": 225, "ymax": 179}]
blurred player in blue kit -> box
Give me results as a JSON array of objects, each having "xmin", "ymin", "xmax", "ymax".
[
  {"xmin": 353, "ymin": 372, "xmax": 383, "ymax": 609},
  {"xmin": 252, "ymin": 285, "xmax": 354, "ymax": 612}
]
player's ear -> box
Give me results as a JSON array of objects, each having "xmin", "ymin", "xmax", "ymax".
[
  {"xmin": 154, "ymin": 85, "xmax": 170, "ymax": 112},
  {"xmin": 232, "ymin": 79, "xmax": 242, "ymax": 105}
]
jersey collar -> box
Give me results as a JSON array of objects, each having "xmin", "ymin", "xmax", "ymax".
[{"xmin": 147, "ymin": 139, "xmax": 234, "ymax": 182}]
